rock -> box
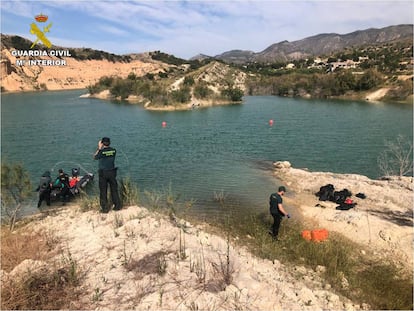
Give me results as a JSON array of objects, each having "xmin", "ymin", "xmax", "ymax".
[
  {"xmin": 338, "ymin": 271, "xmax": 349, "ymax": 290},
  {"xmin": 9, "ymin": 259, "xmax": 48, "ymax": 280},
  {"xmin": 272, "ymin": 259, "xmax": 281, "ymax": 269},
  {"xmin": 324, "ymin": 283, "xmax": 332, "ymax": 290},
  {"xmin": 295, "ymin": 265, "xmax": 308, "ymax": 275},
  {"xmin": 0, "ymin": 59, "xmax": 13, "ymax": 76},
  {"xmin": 273, "ymin": 161, "xmax": 292, "ymax": 169},
  {"xmin": 327, "ymin": 293, "xmax": 340, "ymax": 303},
  {"xmin": 297, "ymin": 287, "xmax": 315, "ymax": 305},
  {"xmin": 315, "ymin": 265, "xmax": 326, "ymax": 274},
  {"xmin": 344, "ymin": 302, "xmax": 356, "ymax": 311},
  {"xmin": 379, "ymin": 230, "xmax": 392, "ymax": 242}
]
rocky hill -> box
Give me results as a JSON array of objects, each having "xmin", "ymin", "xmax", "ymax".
[
  {"xmin": 86, "ymin": 60, "xmax": 247, "ymax": 110},
  {"xmin": 215, "ymin": 24, "xmax": 413, "ymax": 63},
  {"xmin": 0, "ymin": 35, "xmax": 168, "ymax": 92}
]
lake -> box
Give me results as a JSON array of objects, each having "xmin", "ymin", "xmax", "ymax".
[{"xmin": 1, "ymin": 90, "xmax": 412, "ymax": 217}]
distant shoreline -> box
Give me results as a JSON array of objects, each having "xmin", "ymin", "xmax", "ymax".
[
  {"xmin": 3, "ymin": 87, "xmax": 411, "ymax": 108},
  {"xmin": 81, "ymin": 90, "xmax": 242, "ymax": 111}
]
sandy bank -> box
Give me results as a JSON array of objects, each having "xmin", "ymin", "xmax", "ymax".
[
  {"xmin": 365, "ymin": 87, "xmax": 391, "ymax": 102},
  {"xmin": 272, "ymin": 161, "xmax": 413, "ymax": 269},
  {"xmin": 0, "ymin": 49, "xmax": 167, "ymax": 92},
  {"xmin": 2, "ymin": 204, "xmax": 363, "ymax": 310}
]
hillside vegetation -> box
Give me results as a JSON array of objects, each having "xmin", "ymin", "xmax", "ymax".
[
  {"xmin": 243, "ymin": 40, "xmax": 413, "ymax": 102},
  {"xmin": 88, "ymin": 39, "xmax": 413, "ymax": 106},
  {"xmin": 1, "ymin": 26, "xmax": 413, "ymax": 104},
  {"xmin": 88, "ymin": 59, "xmax": 246, "ymax": 109}
]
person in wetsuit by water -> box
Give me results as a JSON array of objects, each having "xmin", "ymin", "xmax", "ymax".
[{"xmin": 269, "ymin": 186, "xmax": 290, "ymax": 240}]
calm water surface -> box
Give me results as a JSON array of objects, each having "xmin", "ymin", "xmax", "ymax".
[{"xmin": 1, "ymin": 90, "xmax": 412, "ymax": 217}]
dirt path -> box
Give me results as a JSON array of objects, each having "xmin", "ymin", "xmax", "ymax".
[{"xmin": 365, "ymin": 88, "xmax": 390, "ymax": 101}]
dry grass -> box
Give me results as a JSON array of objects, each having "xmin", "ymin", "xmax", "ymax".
[
  {"xmin": 1, "ymin": 227, "xmax": 61, "ymax": 272},
  {"xmin": 213, "ymin": 211, "xmax": 413, "ymax": 310},
  {"xmin": 1, "ymin": 227, "xmax": 83, "ymax": 310},
  {"xmin": 1, "ymin": 253, "xmax": 82, "ymax": 310}
]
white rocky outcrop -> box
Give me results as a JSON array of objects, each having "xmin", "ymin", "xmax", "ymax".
[
  {"xmin": 3, "ymin": 205, "xmax": 361, "ymax": 310},
  {"xmin": 274, "ymin": 162, "xmax": 413, "ymax": 269}
]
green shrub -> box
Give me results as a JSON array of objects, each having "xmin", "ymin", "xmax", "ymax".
[
  {"xmin": 222, "ymin": 87, "xmax": 244, "ymax": 101},
  {"xmin": 356, "ymin": 69, "xmax": 383, "ymax": 91},
  {"xmin": 194, "ymin": 83, "xmax": 213, "ymax": 99},
  {"xmin": 110, "ymin": 78, "xmax": 134, "ymax": 99},
  {"xmin": 183, "ymin": 76, "xmax": 195, "ymax": 86},
  {"xmin": 1, "ymin": 251, "xmax": 82, "ymax": 310},
  {"xmin": 1, "ymin": 162, "xmax": 32, "ymax": 231},
  {"xmin": 170, "ymin": 87, "xmax": 191, "ymax": 103},
  {"xmin": 79, "ymin": 194, "xmax": 100, "ymax": 212},
  {"xmin": 98, "ymin": 76, "xmax": 114, "ymax": 87},
  {"xmin": 120, "ymin": 177, "xmax": 140, "ymax": 206}
]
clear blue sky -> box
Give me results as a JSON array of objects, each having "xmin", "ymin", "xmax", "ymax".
[{"xmin": 1, "ymin": 1, "xmax": 413, "ymax": 59}]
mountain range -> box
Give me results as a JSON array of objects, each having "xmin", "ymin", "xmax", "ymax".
[{"xmin": 208, "ymin": 24, "xmax": 413, "ymax": 64}]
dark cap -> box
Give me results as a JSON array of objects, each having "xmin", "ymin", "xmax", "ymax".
[
  {"xmin": 101, "ymin": 137, "xmax": 110, "ymax": 145},
  {"xmin": 278, "ymin": 186, "xmax": 286, "ymax": 192}
]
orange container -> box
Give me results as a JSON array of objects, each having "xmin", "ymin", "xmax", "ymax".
[
  {"xmin": 301, "ymin": 230, "xmax": 312, "ymax": 241},
  {"xmin": 311, "ymin": 229, "xmax": 329, "ymax": 242}
]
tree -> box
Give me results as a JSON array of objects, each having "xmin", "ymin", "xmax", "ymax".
[
  {"xmin": 170, "ymin": 87, "xmax": 191, "ymax": 103},
  {"xmin": 222, "ymin": 87, "xmax": 244, "ymax": 102},
  {"xmin": 98, "ymin": 76, "xmax": 114, "ymax": 87},
  {"xmin": 357, "ymin": 69, "xmax": 383, "ymax": 91},
  {"xmin": 110, "ymin": 78, "xmax": 134, "ymax": 99},
  {"xmin": 183, "ymin": 76, "xmax": 195, "ymax": 86},
  {"xmin": 377, "ymin": 135, "xmax": 413, "ymax": 177},
  {"xmin": 1, "ymin": 163, "xmax": 32, "ymax": 230},
  {"xmin": 194, "ymin": 82, "xmax": 212, "ymax": 99},
  {"xmin": 127, "ymin": 72, "xmax": 137, "ymax": 80}
]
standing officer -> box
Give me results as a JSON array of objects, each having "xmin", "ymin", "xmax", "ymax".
[{"xmin": 94, "ymin": 137, "xmax": 122, "ymax": 213}]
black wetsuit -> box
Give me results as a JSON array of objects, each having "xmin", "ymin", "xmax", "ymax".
[
  {"xmin": 269, "ymin": 193, "xmax": 283, "ymax": 239},
  {"xmin": 37, "ymin": 174, "xmax": 51, "ymax": 207}
]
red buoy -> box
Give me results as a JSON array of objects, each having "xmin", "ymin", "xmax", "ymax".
[
  {"xmin": 269, "ymin": 119, "xmax": 274, "ymax": 126},
  {"xmin": 162, "ymin": 121, "xmax": 167, "ymax": 127}
]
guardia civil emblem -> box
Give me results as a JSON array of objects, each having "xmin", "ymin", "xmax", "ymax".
[{"xmin": 30, "ymin": 13, "xmax": 52, "ymax": 48}]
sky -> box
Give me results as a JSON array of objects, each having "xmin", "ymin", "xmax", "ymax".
[{"xmin": 1, "ymin": 0, "xmax": 413, "ymax": 59}]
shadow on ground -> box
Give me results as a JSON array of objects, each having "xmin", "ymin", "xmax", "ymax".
[{"xmin": 369, "ymin": 209, "xmax": 413, "ymax": 227}]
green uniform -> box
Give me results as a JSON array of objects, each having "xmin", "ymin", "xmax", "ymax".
[
  {"xmin": 94, "ymin": 147, "xmax": 117, "ymax": 170},
  {"xmin": 94, "ymin": 146, "xmax": 121, "ymax": 212}
]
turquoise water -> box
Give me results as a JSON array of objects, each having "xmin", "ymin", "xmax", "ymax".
[{"xmin": 1, "ymin": 90, "xmax": 412, "ymax": 216}]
